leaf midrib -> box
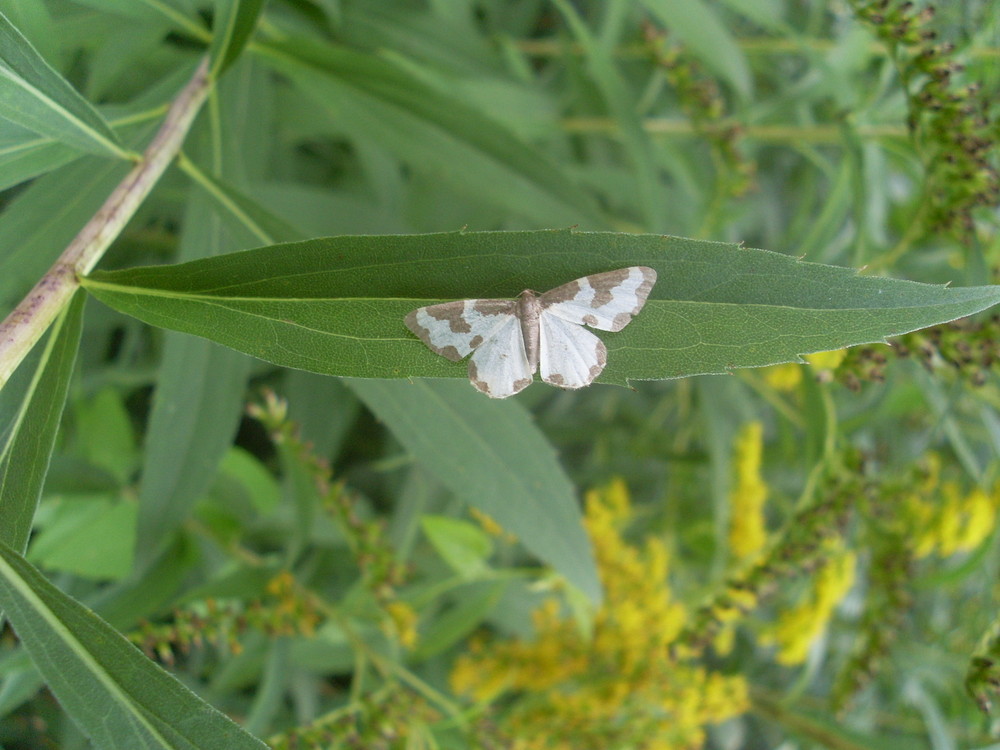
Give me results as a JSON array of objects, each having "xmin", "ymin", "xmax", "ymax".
[
  {"xmin": 83, "ymin": 277, "xmax": 994, "ymax": 314},
  {"xmin": 0, "ymin": 551, "xmax": 172, "ymax": 746},
  {"xmin": 0, "ymin": 65, "xmax": 123, "ymax": 158}
]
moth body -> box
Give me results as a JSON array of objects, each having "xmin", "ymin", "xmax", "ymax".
[
  {"xmin": 405, "ymin": 266, "xmax": 657, "ymax": 398},
  {"xmin": 516, "ymin": 289, "xmax": 541, "ymax": 374}
]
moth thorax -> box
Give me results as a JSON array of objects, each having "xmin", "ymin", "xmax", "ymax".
[{"xmin": 517, "ymin": 289, "xmax": 542, "ymax": 371}]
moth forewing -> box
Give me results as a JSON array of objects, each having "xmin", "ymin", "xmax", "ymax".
[
  {"xmin": 540, "ymin": 266, "xmax": 657, "ymax": 332},
  {"xmin": 405, "ymin": 299, "xmax": 516, "ymax": 362}
]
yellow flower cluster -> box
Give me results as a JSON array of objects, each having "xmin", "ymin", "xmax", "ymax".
[
  {"xmin": 450, "ymin": 479, "xmax": 748, "ymax": 749},
  {"xmin": 762, "ymin": 349, "xmax": 848, "ymax": 392},
  {"xmin": 383, "ymin": 600, "xmax": 419, "ymax": 649},
  {"xmin": 265, "ymin": 570, "xmax": 320, "ymax": 638},
  {"xmin": 906, "ymin": 459, "xmax": 998, "ymax": 558},
  {"xmin": 760, "ymin": 540, "xmax": 856, "ymax": 665},
  {"xmin": 729, "ymin": 422, "xmax": 769, "ymax": 564}
]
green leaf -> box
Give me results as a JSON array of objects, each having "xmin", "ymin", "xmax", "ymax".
[
  {"xmin": 553, "ymin": 0, "xmax": 670, "ymax": 231},
  {"xmin": 216, "ymin": 447, "xmax": 281, "ymax": 514},
  {"xmin": 0, "ymin": 118, "xmax": 155, "ymax": 305},
  {"xmin": 134, "ymin": 98, "xmax": 255, "ymax": 566},
  {"xmin": 421, "ymin": 515, "xmax": 494, "ymax": 579},
  {"xmin": 752, "ymin": 692, "xmax": 918, "ymax": 750},
  {"xmin": 209, "ymin": 0, "xmax": 265, "ymax": 78},
  {"xmin": 28, "ymin": 495, "xmax": 136, "ymax": 580},
  {"xmin": 136, "ymin": 329, "xmax": 250, "ymax": 567},
  {"xmin": 349, "ymin": 379, "xmax": 600, "ymax": 600},
  {"xmin": 411, "ymin": 581, "xmax": 506, "ymax": 662},
  {"xmin": 68, "ymin": 0, "xmax": 209, "ymax": 41},
  {"xmin": 253, "ymin": 38, "xmax": 601, "ymax": 226},
  {"xmin": 0, "ymin": 118, "xmax": 83, "ymax": 191},
  {"xmin": 641, "ymin": 0, "xmax": 753, "ymax": 97},
  {"xmin": 0, "ymin": 541, "xmax": 268, "ymax": 749},
  {"xmin": 0, "ymin": 11, "xmax": 127, "ymax": 158},
  {"xmin": 182, "ymin": 161, "xmax": 304, "ymax": 245},
  {"xmin": 72, "ymin": 387, "xmax": 138, "ymax": 485},
  {"xmin": 0, "ymin": 0, "xmax": 58, "ymax": 65},
  {"xmin": 81, "ymin": 231, "xmax": 1000, "ymax": 385},
  {"xmin": 0, "ymin": 291, "xmax": 84, "ymax": 555}
]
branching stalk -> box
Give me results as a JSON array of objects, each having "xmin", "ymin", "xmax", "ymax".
[{"xmin": 0, "ymin": 56, "xmax": 213, "ymax": 390}]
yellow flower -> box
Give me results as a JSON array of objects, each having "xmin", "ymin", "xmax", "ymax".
[
  {"xmin": 384, "ymin": 601, "xmax": 419, "ymax": 650},
  {"xmin": 909, "ymin": 474, "xmax": 998, "ymax": 559},
  {"xmin": 805, "ymin": 349, "xmax": 847, "ymax": 370},
  {"xmin": 451, "ymin": 479, "xmax": 748, "ymax": 747},
  {"xmin": 762, "ymin": 363, "xmax": 802, "ymax": 391},
  {"xmin": 712, "ymin": 624, "xmax": 736, "ymax": 656},
  {"xmin": 953, "ymin": 487, "xmax": 997, "ymax": 552},
  {"xmin": 729, "ymin": 422, "xmax": 769, "ymax": 564},
  {"xmin": 762, "ymin": 541, "xmax": 856, "ymax": 665}
]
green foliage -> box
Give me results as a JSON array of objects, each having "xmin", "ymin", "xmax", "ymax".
[
  {"xmin": 0, "ymin": 292, "xmax": 84, "ymax": 554},
  {"xmin": 0, "ymin": 10, "xmax": 127, "ymax": 158},
  {"xmin": 1, "ymin": 1, "xmax": 1000, "ymax": 749},
  {"xmin": 82, "ymin": 231, "xmax": 1000, "ymax": 383},
  {"xmin": 0, "ymin": 539, "xmax": 267, "ymax": 749}
]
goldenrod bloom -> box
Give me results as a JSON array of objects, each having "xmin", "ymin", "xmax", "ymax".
[
  {"xmin": 450, "ymin": 479, "xmax": 748, "ymax": 748},
  {"xmin": 729, "ymin": 422, "xmax": 769, "ymax": 564},
  {"xmin": 761, "ymin": 541, "xmax": 856, "ymax": 665}
]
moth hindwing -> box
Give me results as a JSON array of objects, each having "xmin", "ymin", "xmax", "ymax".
[{"xmin": 405, "ymin": 266, "xmax": 657, "ymax": 398}]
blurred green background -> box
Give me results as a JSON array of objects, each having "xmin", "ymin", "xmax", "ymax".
[{"xmin": 1, "ymin": 1, "xmax": 1000, "ymax": 748}]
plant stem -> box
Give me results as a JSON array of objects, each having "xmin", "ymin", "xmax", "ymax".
[
  {"xmin": 0, "ymin": 56, "xmax": 213, "ymax": 390},
  {"xmin": 514, "ymin": 36, "xmax": 1000, "ymax": 59},
  {"xmin": 561, "ymin": 117, "xmax": 907, "ymax": 142}
]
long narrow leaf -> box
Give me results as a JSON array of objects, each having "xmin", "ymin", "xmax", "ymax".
[
  {"xmin": 81, "ymin": 231, "xmax": 1000, "ymax": 385},
  {"xmin": 0, "ymin": 11, "xmax": 126, "ymax": 158},
  {"xmin": 348, "ymin": 379, "xmax": 601, "ymax": 600},
  {"xmin": 0, "ymin": 106, "xmax": 163, "ymax": 191},
  {"xmin": 135, "ymin": 72, "xmax": 262, "ymax": 566},
  {"xmin": 254, "ymin": 38, "xmax": 601, "ymax": 227},
  {"xmin": 0, "ymin": 291, "xmax": 84, "ymax": 553},
  {"xmin": 209, "ymin": 0, "xmax": 264, "ymax": 78},
  {"xmin": 0, "ymin": 541, "xmax": 267, "ymax": 749}
]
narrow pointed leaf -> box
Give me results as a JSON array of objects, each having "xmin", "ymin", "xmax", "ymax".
[
  {"xmin": 70, "ymin": 0, "xmax": 203, "ymax": 27},
  {"xmin": 349, "ymin": 379, "xmax": 600, "ymax": 600},
  {"xmin": 0, "ymin": 11, "xmax": 126, "ymax": 158},
  {"xmin": 0, "ymin": 292, "xmax": 84, "ymax": 554},
  {"xmin": 0, "ymin": 118, "xmax": 80, "ymax": 190},
  {"xmin": 136, "ymin": 79, "xmax": 262, "ymax": 566},
  {"xmin": 254, "ymin": 38, "xmax": 600, "ymax": 226},
  {"xmin": 0, "ymin": 541, "xmax": 267, "ymax": 749},
  {"xmin": 184, "ymin": 164, "xmax": 303, "ymax": 245},
  {"xmin": 209, "ymin": 0, "xmax": 265, "ymax": 78},
  {"xmin": 0, "ymin": 105, "xmax": 164, "ymax": 191},
  {"xmin": 81, "ymin": 231, "xmax": 1000, "ymax": 386}
]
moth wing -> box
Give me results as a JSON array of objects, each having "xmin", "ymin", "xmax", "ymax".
[
  {"xmin": 468, "ymin": 314, "xmax": 534, "ymax": 398},
  {"xmin": 538, "ymin": 310, "xmax": 607, "ymax": 389},
  {"xmin": 540, "ymin": 266, "xmax": 657, "ymax": 332},
  {"xmin": 405, "ymin": 299, "xmax": 516, "ymax": 362}
]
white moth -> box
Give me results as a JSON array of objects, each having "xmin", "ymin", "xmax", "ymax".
[{"xmin": 405, "ymin": 266, "xmax": 657, "ymax": 398}]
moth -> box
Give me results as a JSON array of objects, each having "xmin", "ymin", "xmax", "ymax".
[{"xmin": 405, "ymin": 266, "xmax": 657, "ymax": 398}]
